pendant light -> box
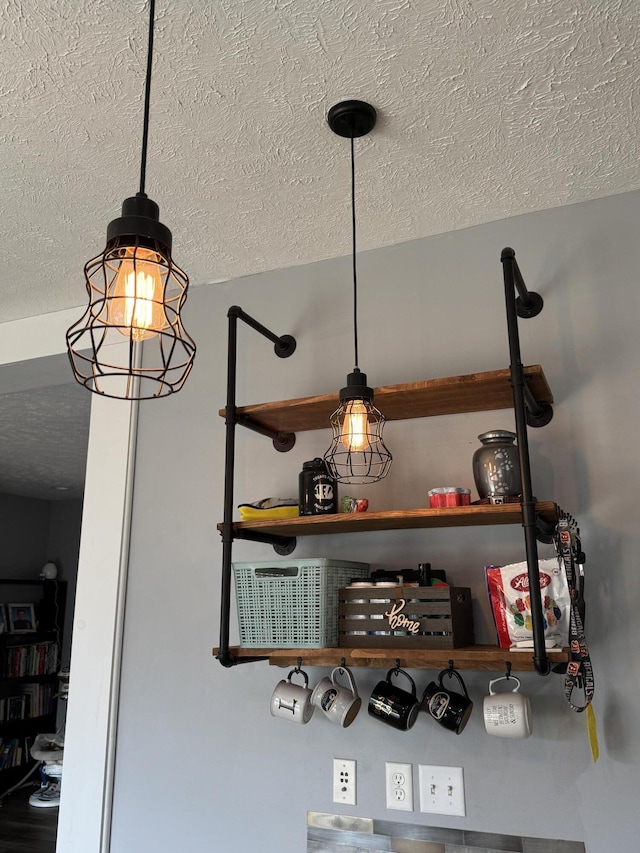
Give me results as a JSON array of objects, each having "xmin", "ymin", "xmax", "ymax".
[
  {"xmin": 324, "ymin": 100, "xmax": 392, "ymax": 484},
  {"xmin": 66, "ymin": 0, "xmax": 195, "ymax": 400}
]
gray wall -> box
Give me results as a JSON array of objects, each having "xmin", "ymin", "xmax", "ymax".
[
  {"xmin": 0, "ymin": 494, "xmax": 51, "ymax": 577},
  {"xmin": 0, "ymin": 494, "xmax": 82, "ymax": 663},
  {"xmin": 47, "ymin": 499, "xmax": 83, "ymax": 669},
  {"xmin": 111, "ymin": 189, "xmax": 640, "ymax": 852}
]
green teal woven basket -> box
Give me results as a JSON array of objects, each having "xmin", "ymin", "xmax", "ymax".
[{"xmin": 233, "ymin": 558, "xmax": 369, "ymax": 648}]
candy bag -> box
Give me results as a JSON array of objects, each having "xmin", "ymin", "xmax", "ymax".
[{"xmin": 486, "ymin": 558, "xmax": 570, "ymax": 649}]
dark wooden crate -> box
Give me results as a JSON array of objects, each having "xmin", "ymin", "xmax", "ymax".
[{"xmin": 338, "ymin": 585, "xmax": 475, "ymax": 649}]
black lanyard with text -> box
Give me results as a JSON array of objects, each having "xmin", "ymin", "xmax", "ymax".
[{"xmin": 555, "ymin": 512, "xmax": 594, "ymax": 712}]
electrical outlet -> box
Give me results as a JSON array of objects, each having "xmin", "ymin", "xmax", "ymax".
[
  {"xmin": 333, "ymin": 758, "xmax": 356, "ymax": 805},
  {"xmin": 385, "ymin": 761, "xmax": 413, "ymax": 811},
  {"xmin": 418, "ymin": 765, "xmax": 465, "ymax": 816}
]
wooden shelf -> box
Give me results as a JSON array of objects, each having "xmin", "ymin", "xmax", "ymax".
[
  {"xmin": 221, "ymin": 501, "xmax": 559, "ymax": 538},
  {"xmin": 218, "ymin": 365, "xmax": 553, "ymax": 433},
  {"xmin": 212, "ymin": 645, "xmax": 569, "ymax": 672}
]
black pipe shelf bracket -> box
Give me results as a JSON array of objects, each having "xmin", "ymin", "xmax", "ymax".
[
  {"xmin": 500, "ymin": 248, "xmax": 554, "ymax": 676},
  {"xmin": 217, "ymin": 306, "xmax": 297, "ymax": 668}
]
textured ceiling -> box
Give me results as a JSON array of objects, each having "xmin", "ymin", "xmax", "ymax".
[
  {"xmin": 0, "ymin": 0, "xmax": 639, "ymax": 499},
  {"xmin": 2, "ymin": 0, "xmax": 639, "ymax": 323}
]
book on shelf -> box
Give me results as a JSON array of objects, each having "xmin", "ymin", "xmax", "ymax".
[
  {"xmin": 1, "ymin": 641, "xmax": 59, "ymax": 678},
  {"xmin": 0, "ymin": 684, "xmax": 54, "ymax": 723}
]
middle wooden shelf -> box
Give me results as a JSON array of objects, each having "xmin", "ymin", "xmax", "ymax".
[{"xmin": 219, "ymin": 501, "xmax": 560, "ymax": 538}]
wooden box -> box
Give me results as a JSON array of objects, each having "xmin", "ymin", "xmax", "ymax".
[{"xmin": 338, "ymin": 585, "xmax": 475, "ymax": 649}]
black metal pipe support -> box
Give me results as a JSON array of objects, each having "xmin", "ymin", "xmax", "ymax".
[
  {"xmin": 228, "ymin": 305, "xmax": 296, "ymax": 358},
  {"xmin": 234, "ymin": 413, "xmax": 295, "ymax": 452},
  {"xmin": 217, "ymin": 307, "xmax": 297, "ymax": 668},
  {"xmin": 501, "ymin": 249, "xmax": 551, "ymax": 676}
]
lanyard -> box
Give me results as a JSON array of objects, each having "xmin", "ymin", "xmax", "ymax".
[{"xmin": 554, "ymin": 512, "xmax": 595, "ymax": 712}]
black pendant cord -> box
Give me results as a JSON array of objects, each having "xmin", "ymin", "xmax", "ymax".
[
  {"xmin": 138, "ymin": 0, "xmax": 156, "ymax": 197},
  {"xmin": 350, "ymin": 134, "xmax": 359, "ymax": 370}
]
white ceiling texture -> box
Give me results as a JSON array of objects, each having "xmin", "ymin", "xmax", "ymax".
[{"xmin": 1, "ymin": 0, "xmax": 638, "ymax": 500}]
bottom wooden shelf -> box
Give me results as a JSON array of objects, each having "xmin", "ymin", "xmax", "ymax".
[{"xmin": 212, "ymin": 645, "xmax": 569, "ymax": 672}]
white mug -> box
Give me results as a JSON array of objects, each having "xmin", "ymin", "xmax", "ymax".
[
  {"xmin": 483, "ymin": 675, "xmax": 532, "ymax": 739},
  {"xmin": 311, "ymin": 666, "xmax": 361, "ymax": 728},
  {"xmin": 270, "ymin": 669, "xmax": 315, "ymax": 724}
]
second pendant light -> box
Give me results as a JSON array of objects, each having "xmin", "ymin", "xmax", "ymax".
[{"xmin": 323, "ymin": 100, "xmax": 392, "ymax": 485}]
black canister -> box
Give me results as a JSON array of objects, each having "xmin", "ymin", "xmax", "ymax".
[{"xmin": 299, "ymin": 458, "xmax": 337, "ymax": 515}]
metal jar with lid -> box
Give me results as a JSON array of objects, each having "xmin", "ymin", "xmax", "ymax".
[
  {"xmin": 472, "ymin": 430, "xmax": 522, "ymax": 500},
  {"xmin": 299, "ymin": 457, "xmax": 337, "ymax": 515}
]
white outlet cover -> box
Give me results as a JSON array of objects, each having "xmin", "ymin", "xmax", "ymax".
[
  {"xmin": 385, "ymin": 761, "xmax": 413, "ymax": 812},
  {"xmin": 333, "ymin": 758, "xmax": 356, "ymax": 806},
  {"xmin": 419, "ymin": 765, "xmax": 465, "ymax": 817}
]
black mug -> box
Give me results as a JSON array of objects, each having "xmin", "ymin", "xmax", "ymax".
[
  {"xmin": 368, "ymin": 668, "xmax": 420, "ymax": 731},
  {"xmin": 420, "ymin": 667, "xmax": 473, "ymax": 735}
]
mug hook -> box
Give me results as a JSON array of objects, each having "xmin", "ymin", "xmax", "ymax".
[
  {"xmin": 295, "ymin": 656, "xmax": 302, "ymax": 674},
  {"xmin": 505, "ymin": 661, "xmax": 512, "ymax": 680}
]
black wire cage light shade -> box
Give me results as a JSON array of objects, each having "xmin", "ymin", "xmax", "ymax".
[
  {"xmin": 323, "ymin": 101, "xmax": 392, "ymax": 485},
  {"xmin": 66, "ymin": 0, "xmax": 195, "ymax": 400}
]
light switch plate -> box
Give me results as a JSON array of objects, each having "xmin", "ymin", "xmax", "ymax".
[{"xmin": 419, "ymin": 765, "xmax": 465, "ymax": 816}]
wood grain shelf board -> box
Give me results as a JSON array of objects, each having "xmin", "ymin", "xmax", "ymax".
[
  {"xmin": 218, "ymin": 365, "xmax": 553, "ymax": 434},
  {"xmin": 221, "ymin": 502, "xmax": 559, "ymax": 538},
  {"xmin": 212, "ymin": 645, "xmax": 569, "ymax": 672}
]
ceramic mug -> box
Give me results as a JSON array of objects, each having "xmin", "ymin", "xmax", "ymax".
[
  {"xmin": 368, "ymin": 667, "xmax": 420, "ymax": 731},
  {"xmin": 420, "ymin": 667, "xmax": 473, "ymax": 735},
  {"xmin": 311, "ymin": 666, "xmax": 361, "ymax": 728},
  {"xmin": 270, "ymin": 668, "xmax": 315, "ymax": 724},
  {"xmin": 483, "ymin": 675, "xmax": 532, "ymax": 738}
]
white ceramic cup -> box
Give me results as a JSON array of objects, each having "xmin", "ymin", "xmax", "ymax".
[
  {"xmin": 311, "ymin": 666, "xmax": 361, "ymax": 728},
  {"xmin": 270, "ymin": 669, "xmax": 315, "ymax": 724},
  {"xmin": 483, "ymin": 675, "xmax": 532, "ymax": 739}
]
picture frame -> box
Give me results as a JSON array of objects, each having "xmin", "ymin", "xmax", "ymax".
[
  {"xmin": 0, "ymin": 604, "xmax": 6, "ymax": 634},
  {"xmin": 8, "ymin": 603, "xmax": 36, "ymax": 633}
]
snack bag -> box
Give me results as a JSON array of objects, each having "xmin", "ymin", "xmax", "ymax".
[{"xmin": 486, "ymin": 558, "xmax": 570, "ymax": 649}]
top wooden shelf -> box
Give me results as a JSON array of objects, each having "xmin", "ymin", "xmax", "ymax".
[{"xmin": 218, "ymin": 365, "xmax": 553, "ymax": 434}]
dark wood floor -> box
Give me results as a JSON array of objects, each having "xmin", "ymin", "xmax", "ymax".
[{"xmin": 0, "ymin": 786, "xmax": 58, "ymax": 853}]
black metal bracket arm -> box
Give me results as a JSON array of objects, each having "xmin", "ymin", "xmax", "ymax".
[
  {"xmin": 501, "ymin": 249, "xmax": 553, "ymax": 428},
  {"xmin": 233, "ymin": 412, "xmax": 295, "ymax": 452},
  {"xmin": 500, "ymin": 248, "xmax": 553, "ymax": 677},
  {"xmin": 218, "ymin": 307, "xmax": 297, "ymax": 668},
  {"xmin": 234, "ymin": 528, "xmax": 297, "ymax": 556}
]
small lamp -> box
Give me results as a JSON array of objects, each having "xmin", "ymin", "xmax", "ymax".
[{"xmin": 323, "ymin": 101, "xmax": 392, "ymax": 485}]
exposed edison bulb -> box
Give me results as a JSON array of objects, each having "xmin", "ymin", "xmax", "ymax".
[
  {"xmin": 107, "ymin": 247, "xmax": 167, "ymax": 341},
  {"xmin": 341, "ymin": 399, "xmax": 371, "ymax": 451}
]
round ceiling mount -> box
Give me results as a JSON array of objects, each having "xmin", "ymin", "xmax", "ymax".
[{"xmin": 327, "ymin": 100, "xmax": 377, "ymax": 138}]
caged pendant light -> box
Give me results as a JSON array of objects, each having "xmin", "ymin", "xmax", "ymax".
[
  {"xmin": 324, "ymin": 100, "xmax": 392, "ymax": 485},
  {"xmin": 66, "ymin": 0, "xmax": 195, "ymax": 400}
]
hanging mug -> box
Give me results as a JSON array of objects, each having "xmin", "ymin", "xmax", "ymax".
[
  {"xmin": 483, "ymin": 675, "xmax": 532, "ymax": 738},
  {"xmin": 270, "ymin": 668, "xmax": 315, "ymax": 725},
  {"xmin": 311, "ymin": 666, "xmax": 361, "ymax": 728},
  {"xmin": 420, "ymin": 667, "xmax": 473, "ymax": 735},
  {"xmin": 368, "ymin": 667, "xmax": 420, "ymax": 731}
]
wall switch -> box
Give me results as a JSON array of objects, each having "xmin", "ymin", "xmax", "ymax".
[
  {"xmin": 385, "ymin": 761, "xmax": 413, "ymax": 811},
  {"xmin": 333, "ymin": 758, "xmax": 356, "ymax": 805},
  {"xmin": 418, "ymin": 765, "xmax": 465, "ymax": 816}
]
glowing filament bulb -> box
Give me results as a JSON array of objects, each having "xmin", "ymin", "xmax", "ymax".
[
  {"xmin": 108, "ymin": 247, "xmax": 166, "ymax": 341},
  {"xmin": 341, "ymin": 399, "xmax": 370, "ymax": 451}
]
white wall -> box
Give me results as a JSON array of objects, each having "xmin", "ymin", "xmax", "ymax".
[
  {"xmin": 110, "ymin": 189, "xmax": 640, "ymax": 852},
  {"xmin": 0, "ymin": 312, "xmax": 137, "ymax": 853}
]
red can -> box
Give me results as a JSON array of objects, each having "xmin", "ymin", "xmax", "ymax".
[{"xmin": 428, "ymin": 487, "xmax": 471, "ymax": 508}]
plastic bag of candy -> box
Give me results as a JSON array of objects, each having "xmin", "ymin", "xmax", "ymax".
[{"xmin": 485, "ymin": 558, "xmax": 570, "ymax": 649}]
